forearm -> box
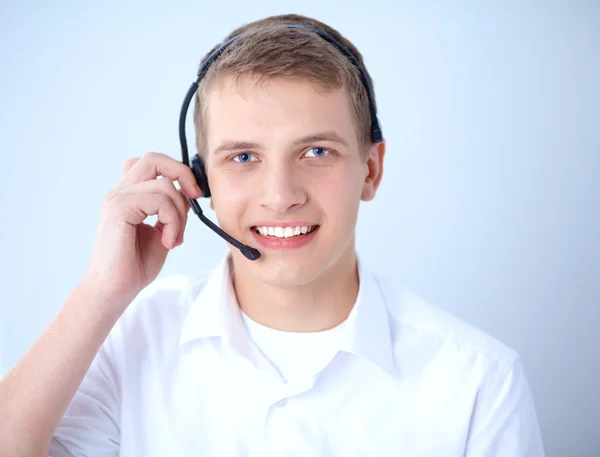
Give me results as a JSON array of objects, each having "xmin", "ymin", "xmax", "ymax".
[{"xmin": 0, "ymin": 280, "xmax": 125, "ymax": 457}]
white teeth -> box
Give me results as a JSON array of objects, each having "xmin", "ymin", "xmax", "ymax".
[{"xmin": 255, "ymin": 225, "xmax": 317, "ymax": 238}]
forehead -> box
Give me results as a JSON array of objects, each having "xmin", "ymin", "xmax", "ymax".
[{"xmin": 203, "ymin": 74, "xmax": 358, "ymax": 150}]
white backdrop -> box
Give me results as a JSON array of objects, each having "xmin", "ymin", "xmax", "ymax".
[{"xmin": 1, "ymin": 1, "xmax": 598, "ymax": 456}]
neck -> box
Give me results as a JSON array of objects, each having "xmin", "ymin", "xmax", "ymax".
[{"xmin": 231, "ymin": 248, "xmax": 359, "ymax": 332}]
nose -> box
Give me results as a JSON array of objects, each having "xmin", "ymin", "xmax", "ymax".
[{"xmin": 259, "ymin": 159, "xmax": 307, "ymax": 213}]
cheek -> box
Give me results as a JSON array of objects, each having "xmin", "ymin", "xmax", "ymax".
[
  {"xmin": 209, "ymin": 173, "xmax": 251, "ymax": 217},
  {"xmin": 312, "ymin": 166, "xmax": 363, "ymax": 219}
]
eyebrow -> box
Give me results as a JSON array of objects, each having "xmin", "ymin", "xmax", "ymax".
[{"xmin": 211, "ymin": 131, "xmax": 349, "ymax": 155}]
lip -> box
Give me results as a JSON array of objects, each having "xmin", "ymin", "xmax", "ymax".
[
  {"xmin": 250, "ymin": 225, "xmax": 320, "ymax": 250},
  {"xmin": 250, "ymin": 220, "xmax": 319, "ymax": 228}
]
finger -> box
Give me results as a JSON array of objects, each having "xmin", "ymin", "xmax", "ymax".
[
  {"xmin": 146, "ymin": 195, "xmax": 181, "ymax": 250},
  {"xmin": 179, "ymin": 188, "xmax": 192, "ymax": 213},
  {"xmin": 120, "ymin": 178, "xmax": 188, "ymax": 243},
  {"xmin": 110, "ymin": 192, "xmax": 182, "ymax": 249},
  {"xmin": 118, "ymin": 151, "xmax": 202, "ymax": 200},
  {"xmin": 122, "ymin": 157, "xmax": 141, "ymax": 176},
  {"xmin": 178, "ymin": 189, "xmax": 192, "ymax": 245},
  {"xmin": 153, "ymin": 220, "xmax": 165, "ymax": 233}
]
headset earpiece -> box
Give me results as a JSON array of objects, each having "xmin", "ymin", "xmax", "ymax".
[{"xmin": 190, "ymin": 154, "xmax": 211, "ymax": 198}]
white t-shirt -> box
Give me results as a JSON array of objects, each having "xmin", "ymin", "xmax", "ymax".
[{"xmin": 240, "ymin": 309, "xmax": 347, "ymax": 384}]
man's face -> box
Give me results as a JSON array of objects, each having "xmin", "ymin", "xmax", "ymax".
[{"xmin": 203, "ymin": 74, "xmax": 383, "ymax": 287}]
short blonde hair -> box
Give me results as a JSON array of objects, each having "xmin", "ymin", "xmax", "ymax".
[{"xmin": 193, "ymin": 14, "xmax": 378, "ymax": 160}]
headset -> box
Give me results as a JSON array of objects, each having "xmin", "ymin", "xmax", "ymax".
[{"xmin": 178, "ymin": 24, "xmax": 384, "ymax": 261}]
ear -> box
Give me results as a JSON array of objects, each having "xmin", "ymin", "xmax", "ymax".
[{"xmin": 361, "ymin": 140, "xmax": 386, "ymax": 201}]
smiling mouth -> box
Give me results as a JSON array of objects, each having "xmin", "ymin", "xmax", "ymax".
[{"xmin": 252, "ymin": 225, "xmax": 319, "ymax": 238}]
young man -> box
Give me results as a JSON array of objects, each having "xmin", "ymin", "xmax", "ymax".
[{"xmin": 0, "ymin": 14, "xmax": 545, "ymax": 456}]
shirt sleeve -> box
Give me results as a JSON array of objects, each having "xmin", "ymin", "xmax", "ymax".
[
  {"xmin": 464, "ymin": 356, "xmax": 546, "ymax": 457},
  {"xmin": 48, "ymin": 326, "xmax": 122, "ymax": 457}
]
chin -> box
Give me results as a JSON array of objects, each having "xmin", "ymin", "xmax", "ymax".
[
  {"xmin": 253, "ymin": 255, "xmax": 325, "ymax": 288},
  {"xmin": 256, "ymin": 244, "xmax": 354, "ymax": 288}
]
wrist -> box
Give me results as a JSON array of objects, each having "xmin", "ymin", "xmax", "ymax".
[{"xmin": 71, "ymin": 275, "xmax": 132, "ymax": 322}]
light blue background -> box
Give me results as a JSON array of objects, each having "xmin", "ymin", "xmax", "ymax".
[{"xmin": 1, "ymin": 1, "xmax": 598, "ymax": 455}]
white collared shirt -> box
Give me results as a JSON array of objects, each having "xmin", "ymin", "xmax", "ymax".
[{"xmin": 50, "ymin": 254, "xmax": 545, "ymax": 456}]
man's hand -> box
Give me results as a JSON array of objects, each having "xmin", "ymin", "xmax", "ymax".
[{"xmin": 83, "ymin": 151, "xmax": 202, "ymax": 311}]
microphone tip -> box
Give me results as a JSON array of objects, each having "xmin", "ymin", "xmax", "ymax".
[{"xmin": 241, "ymin": 246, "xmax": 261, "ymax": 261}]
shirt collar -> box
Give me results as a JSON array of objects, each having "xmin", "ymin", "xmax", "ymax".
[
  {"xmin": 179, "ymin": 254, "xmax": 253, "ymax": 359},
  {"xmin": 179, "ymin": 253, "xmax": 399, "ymax": 378},
  {"xmin": 337, "ymin": 255, "xmax": 399, "ymax": 379}
]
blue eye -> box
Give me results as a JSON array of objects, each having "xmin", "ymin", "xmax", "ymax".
[
  {"xmin": 233, "ymin": 152, "xmax": 256, "ymax": 163},
  {"xmin": 305, "ymin": 147, "xmax": 329, "ymax": 158}
]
